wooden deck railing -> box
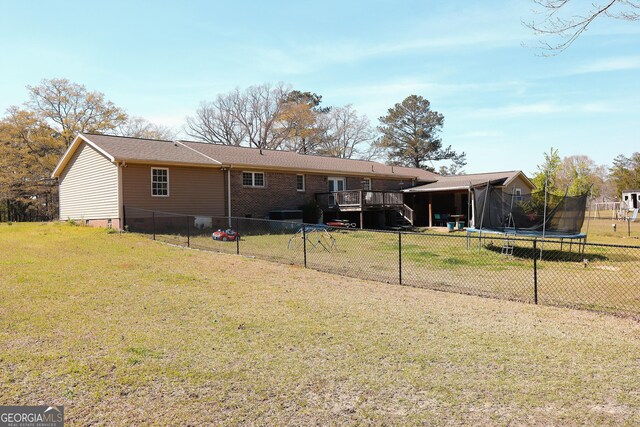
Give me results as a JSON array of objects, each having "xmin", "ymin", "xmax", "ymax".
[
  {"xmin": 316, "ymin": 190, "xmax": 405, "ymax": 210},
  {"xmin": 402, "ymin": 203, "xmax": 415, "ymax": 225}
]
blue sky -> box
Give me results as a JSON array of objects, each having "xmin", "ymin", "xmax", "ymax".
[{"xmin": 0, "ymin": 0, "xmax": 638, "ymax": 174}]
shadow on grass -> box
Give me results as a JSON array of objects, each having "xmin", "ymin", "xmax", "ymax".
[{"xmin": 483, "ymin": 243, "xmax": 609, "ymax": 262}]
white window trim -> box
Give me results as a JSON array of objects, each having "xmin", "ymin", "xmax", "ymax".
[
  {"xmin": 151, "ymin": 167, "xmax": 169, "ymax": 197},
  {"xmin": 363, "ymin": 178, "xmax": 372, "ymax": 190},
  {"xmin": 514, "ymin": 187, "xmax": 522, "ymax": 201},
  {"xmin": 242, "ymin": 171, "xmax": 265, "ymax": 188},
  {"xmin": 296, "ymin": 174, "xmax": 305, "ymax": 192},
  {"xmin": 328, "ymin": 176, "xmax": 346, "ymax": 191}
]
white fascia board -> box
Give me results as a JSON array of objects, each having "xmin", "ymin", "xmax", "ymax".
[{"xmin": 51, "ymin": 134, "xmax": 116, "ymax": 178}]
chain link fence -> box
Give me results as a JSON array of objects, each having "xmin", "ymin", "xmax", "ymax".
[{"xmin": 124, "ymin": 207, "xmax": 640, "ymax": 319}]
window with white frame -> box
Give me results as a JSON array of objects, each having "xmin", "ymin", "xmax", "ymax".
[
  {"xmin": 362, "ymin": 178, "xmax": 372, "ymax": 190},
  {"xmin": 242, "ymin": 171, "xmax": 265, "ymax": 187},
  {"xmin": 151, "ymin": 168, "xmax": 169, "ymax": 196},
  {"xmin": 515, "ymin": 188, "xmax": 522, "ymax": 201},
  {"xmin": 296, "ymin": 174, "xmax": 305, "ymax": 192},
  {"xmin": 328, "ymin": 177, "xmax": 346, "ymax": 192}
]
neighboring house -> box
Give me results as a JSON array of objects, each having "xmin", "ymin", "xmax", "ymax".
[
  {"xmin": 402, "ymin": 171, "xmax": 535, "ymax": 227},
  {"xmin": 52, "ymin": 134, "xmax": 438, "ymax": 229},
  {"xmin": 622, "ymin": 189, "xmax": 640, "ymax": 210}
]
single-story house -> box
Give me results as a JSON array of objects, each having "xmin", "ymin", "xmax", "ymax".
[
  {"xmin": 402, "ymin": 171, "xmax": 535, "ymax": 227},
  {"xmin": 52, "ymin": 133, "xmax": 439, "ymax": 229}
]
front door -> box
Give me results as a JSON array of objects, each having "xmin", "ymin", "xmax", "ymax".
[{"xmin": 328, "ymin": 177, "xmax": 346, "ymax": 206}]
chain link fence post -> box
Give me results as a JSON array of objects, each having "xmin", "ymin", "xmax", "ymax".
[
  {"xmin": 303, "ymin": 225, "xmax": 307, "ymax": 268},
  {"xmin": 187, "ymin": 215, "xmax": 190, "ymax": 248},
  {"xmin": 533, "ymin": 239, "xmax": 538, "ymax": 304},
  {"xmin": 398, "ymin": 230, "xmax": 403, "ymax": 285},
  {"xmin": 152, "ymin": 211, "xmax": 156, "ymax": 240},
  {"xmin": 236, "ymin": 217, "xmax": 240, "ymax": 255}
]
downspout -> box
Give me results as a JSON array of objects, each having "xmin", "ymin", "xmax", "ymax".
[
  {"xmin": 117, "ymin": 161, "xmax": 125, "ymax": 230},
  {"xmin": 467, "ymin": 184, "xmax": 472, "ymax": 228},
  {"xmin": 226, "ymin": 167, "xmax": 232, "ymax": 227}
]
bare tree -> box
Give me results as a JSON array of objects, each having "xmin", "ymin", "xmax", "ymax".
[
  {"xmin": 317, "ymin": 105, "xmax": 374, "ymax": 159},
  {"xmin": 234, "ymin": 83, "xmax": 290, "ymax": 149},
  {"xmin": 185, "ymin": 96, "xmax": 246, "ymax": 145},
  {"xmin": 185, "ymin": 83, "xmax": 290, "ymax": 149},
  {"xmin": 525, "ymin": 0, "xmax": 640, "ymax": 54},
  {"xmin": 359, "ymin": 137, "xmax": 386, "ymax": 162},
  {"xmin": 117, "ymin": 116, "xmax": 176, "ymax": 140},
  {"xmin": 26, "ymin": 78, "xmax": 128, "ymax": 146}
]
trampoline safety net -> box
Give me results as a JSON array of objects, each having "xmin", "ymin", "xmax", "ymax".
[{"xmin": 474, "ymin": 185, "xmax": 588, "ymax": 235}]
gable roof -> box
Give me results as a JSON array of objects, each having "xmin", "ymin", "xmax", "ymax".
[
  {"xmin": 53, "ymin": 133, "xmax": 439, "ymax": 181},
  {"xmin": 52, "ymin": 134, "xmax": 220, "ymax": 177},
  {"xmin": 403, "ymin": 170, "xmax": 535, "ymax": 193}
]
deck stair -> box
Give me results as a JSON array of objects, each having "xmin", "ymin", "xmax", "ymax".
[{"xmin": 389, "ymin": 204, "xmax": 414, "ymax": 230}]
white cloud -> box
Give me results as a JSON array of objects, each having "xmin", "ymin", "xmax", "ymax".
[
  {"xmin": 326, "ymin": 79, "xmax": 530, "ymax": 103},
  {"xmin": 572, "ymin": 55, "xmax": 640, "ymax": 74},
  {"xmin": 251, "ymin": 28, "xmax": 523, "ymax": 76},
  {"xmin": 469, "ymin": 102, "xmax": 618, "ymax": 118}
]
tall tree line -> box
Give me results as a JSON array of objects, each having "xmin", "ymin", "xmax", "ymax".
[
  {"xmin": 185, "ymin": 86, "xmax": 465, "ymax": 170},
  {"xmin": 529, "ymin": 147, "xmax": 635, "ymax": 199},
  {"xmin": 185, "ymin": 84, "xmax": 379, "ymax": 160},
  {"xmin": 2, "ymin": 78, "xmax": 468, "ymax": 222},
  {"xmin": 0, "ymin": 78, "xmax": 175, "ymax": 222}
]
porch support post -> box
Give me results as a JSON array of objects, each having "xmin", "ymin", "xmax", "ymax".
[{"xmin": 428, "ymin": 193, "xmax": 433, "ymax": 227}]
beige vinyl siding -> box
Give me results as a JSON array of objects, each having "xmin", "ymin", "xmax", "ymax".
[
  {"xmin": 506, "ymin": 176, "xmax": 534, "ymax": 194},
  {"xmin": 122, "ymin": 164, "xmax": 225, "ymax": 216},
  {"xmin": 59, "ymin": 142, "xmax": 119, "ymax": 220}
]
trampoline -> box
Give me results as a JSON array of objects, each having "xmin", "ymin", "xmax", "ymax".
[
  {"xmin": 465, "ymin": 227, "xmax": 587, "ymax": 254},
  {"xmin": 467, "ymin": 182, "xmax": 591, "ymax": 257}
]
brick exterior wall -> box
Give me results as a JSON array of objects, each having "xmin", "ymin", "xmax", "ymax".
[
  {"xmin": 229, "ymin": 170, "xmax": 408, "ymax": 218},
  {"xmin": 229, "ymin": 170, "xmax": 323, "ymax": 218},
  {"xmin": 372, "ymin": 178, "xmax": 413, "ymax": 191}
]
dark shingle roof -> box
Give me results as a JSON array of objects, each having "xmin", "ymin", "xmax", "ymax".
[
  {"xmin": 403, "ymin": 171, "xmax": 533, "ymax": 193},
  {"xmin": 83, "ymin": 134, "xmax": 219, "ymax": 166},
  {"xmin": 182, "ymin": 140, "xmax": 438, "ymax": 180},
  {"xmin": 65, "ymin": 134, "xmax": 438, "ymax": 181}
]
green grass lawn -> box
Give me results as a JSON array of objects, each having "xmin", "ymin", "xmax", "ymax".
[
  {"xmin": 178, "ymin": 221, "xmax": 640, "ymax": 316},
  {"xmin": 582, "ymin": 218, "xmax": 640, "ymax": 244},
  {"xmin": 1, "ymin": 223, "xmax": 640, "ymax": 425}
]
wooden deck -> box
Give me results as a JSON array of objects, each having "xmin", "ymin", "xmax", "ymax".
[
  {"xmin": 316, "ymin": 190, "xmax": 414, "ymax": 227},
  {"xmin": 316, "ymin": 190, "xmax": 402, "ymax": 211}
]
